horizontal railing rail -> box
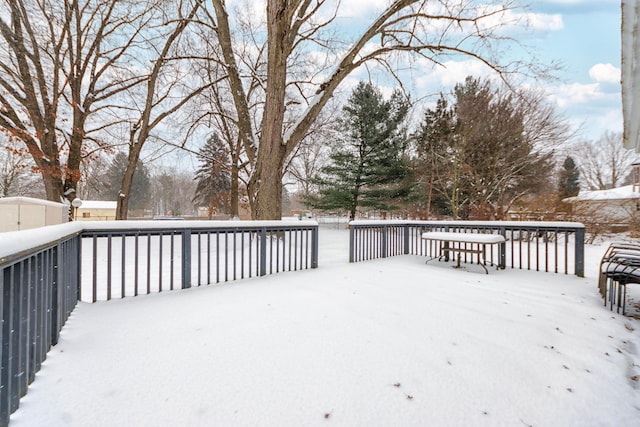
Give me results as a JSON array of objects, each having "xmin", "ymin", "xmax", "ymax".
[
  {"xmin": 0, "ymin": 220, "xmax": 319, "ymax": 425},
  {"xmin": 348, "ymin": 220, "xmax": 585, "ymax": 277}
]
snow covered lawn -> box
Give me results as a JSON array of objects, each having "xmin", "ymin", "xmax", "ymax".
[{"xmin": 10, "ymin": 228, "xmax": 640, "ymax": 426}]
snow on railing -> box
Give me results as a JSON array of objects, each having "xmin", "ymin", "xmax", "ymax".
[
  {"xmin": 348, "ymin": 220, "xmax": 585, "ymax": 277},
  {"xmin": 0, "ymin": 220, "xmax": 319, "ymax": 425}
]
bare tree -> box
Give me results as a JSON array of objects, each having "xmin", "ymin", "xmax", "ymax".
[
  {"xmin": 76, "ymin": 152, "xmax": 111, "ymax": 201},
  {"xmin": 198, "ymin": 75, "xmax": 251, "ymax": 218},
  {"xmin": 189, "ymin": 5, "xmax": 265, "ymax": 218},
  {"xmin": 285, "ymin": 98, "xmax": 338, "ymax": 202},
  {"xmin": 199, "ymin": 0, "xmax": 540, "ymax": 219},
  {"xmin": 462, "ymin": 84, "xmax": 564, "ymax": 219},
  {"xmin": 0, "ymin": 0, "xmax": 159, "ymax": 203},
  {"xmin": 575, "ymin": 131, "xmax": 639, "ymax": 190},
  {"xmin": 287, "ymin": 135, "xmax": 329, "ymax": 201},
  {"xmin": 114, "ymin": 0, "xmax": 220, "ymax": 218},
  {"xmin": 0, "ymin": 0, "xmax": 68, "ymax": 200},
  {"xmin": 0, "ymin": 131, "xmax": 43, "ymax": 197},
  {"xmin": 151, "ymin": 167, "xmax": 197, "ymax": 217}
]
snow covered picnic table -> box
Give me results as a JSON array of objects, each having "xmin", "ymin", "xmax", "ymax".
[{"xmin": 421, "ymin": 231, "xmax": 506, "ymax": 274}]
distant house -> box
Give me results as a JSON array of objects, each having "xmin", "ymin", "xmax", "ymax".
[
  {"xmin": 563, "ymin": 185, "xmax": 640, "ymax": 230},
  {"xmin": 0, "ymin": 197, "xmax": 69, "ymax": 232},
  {"xmin": 76, "ymin": 201, "xmax": 117, "ymax": 221}
]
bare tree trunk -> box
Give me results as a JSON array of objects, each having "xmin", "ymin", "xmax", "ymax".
[
  {"xmin": 249, "ymin": 148, "xmax": 286, "ymax": 219},
  {"xmin": 116, "ymin": 126, "xmax": 146, "ymax": 219},
  {"xmin": 231, "ymin": 151, "xmax": 239, "ymax": 217},
  {"xmin": 349, "ymin": 206, "xmax": 356, "ymax": 222},
  {"xmin": 426, "ymin": 174, "xmax": 434, "ymax": 219},
  {"xmin": 247, "ymin": 0, "xmax": 289, "ymax": 219},
  {"xmin": 115, "ymin": 1, "xmax": 204, "ymax": 219},
  {"xmin": 41, "ymin": 173, "xmax": 63, "ymax": 202},
  {"xmin": 116, "ymin": 149, "xmax": 140, "ymax": 219},
  {"xmin": 115, "ymin": 174, "xmax": 131, "ymax": 220},
  {"xmin": 64, "ymin": 113, "xmax": 87, "ymax": 201}
]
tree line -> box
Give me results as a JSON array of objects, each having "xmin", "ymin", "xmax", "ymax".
[
  {"xmin": 1, "ymin": 1, "xmax": 635, "ymax": 220},
  {"xmin": 301, "ymin": 78, "xmax": 639, "ymax": 221},
  {"xmin": 1, "ymin": 0, "xmax": 565, "ymax": 220},
  {"xmin": 3, "ymin": 72, "xmax": 637, "ymax": 220}
]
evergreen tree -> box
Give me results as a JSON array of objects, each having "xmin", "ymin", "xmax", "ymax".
[
  {"xmin": 414, "ymin": 76, "xmax": 555, "ymax": 220},
  {"xmin": 558, "ymin": 156, "xmax": 580, "ymax": 198},
  {"xmin": 193, "ymin": 133, "xmax": 231, "ymax": 218},
  {"xmin": 414, "ymin": 94, "xmax": 468, "ymax": 218},
  {"xmin": 103, "ymin": 152, "xmax": 150, "ymax": 212},
  {"xmin": 306, "ymin": 82, "xmax": 410, "ymax": 220}
]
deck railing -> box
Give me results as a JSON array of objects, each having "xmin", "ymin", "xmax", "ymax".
[
  {"xmin": 0, "ymin": 220, "xmax": 318, "ymax": 425},
  {"xmin": 1, "ymin": 219, "xmax": 585, "ymax": 424},
  {"xmin": 0, "ymin": 229, "xmax": 81, "ymax": 426},
  {"xmin": 348, "ymin": 220, "xmax": 585, "ymax": 277}
]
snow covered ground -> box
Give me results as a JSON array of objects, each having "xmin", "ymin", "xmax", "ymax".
[{"xmin": 9, "ymin": 228, "xmax": 640, "ymax": 426}]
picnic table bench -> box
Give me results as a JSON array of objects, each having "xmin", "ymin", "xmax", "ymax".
[{"xmin": 421, "ymin": 231, "xmax": 505, "ymax": 274}]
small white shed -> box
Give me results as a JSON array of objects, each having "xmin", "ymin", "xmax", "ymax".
[{"xmin": 0, "ymin": 197, "xmax": 69, "ymax": 232}]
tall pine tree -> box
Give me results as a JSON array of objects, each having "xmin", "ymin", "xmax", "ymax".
[
  {"xmin": 193, "ymin": 133, "xmax": 232, "ymax": 218},
  {"xmin": 307, "ymin": 82, "xmax": 410, "ymax": 220}
]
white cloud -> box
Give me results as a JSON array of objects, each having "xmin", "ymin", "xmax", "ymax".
[
  {"xmin": 472, "ymin": 4, "xmax": 563, "ymax": 35},
  {"xmin": 412, "ymin": 59, "xmax": 497, "ymax": 92},
  {"xmin": 589, "ymin": 63, "xmax": 621, "ymax": 84},
  {"xmin": 545, "ymin": 81, "xmax": 622, "ymax": 139},
  {"xmin": 548, "ymin": 82, "xmax": 603, "ymax": 108},
  {"xmin": 522, "ymin": 12, "xmax": 564, "ymax": 31}
]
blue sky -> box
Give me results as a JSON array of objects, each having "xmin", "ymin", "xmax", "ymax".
[
  {"xmin": 532, "ymin": 0, "xmax": 619, "ymax": 80},
  {"xmin": 334, "ymin": 0, "xmax": 622, "ymax": 142},
  {"xmin": 529, "ymin": 0, "xmax": 621, "ymax": 140}
]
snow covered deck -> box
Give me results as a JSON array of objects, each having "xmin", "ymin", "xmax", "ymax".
[{"xmin": 9, "ymin": 229, "xmax": 640, "ymax": 426}]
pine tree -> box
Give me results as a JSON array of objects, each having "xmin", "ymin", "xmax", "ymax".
[
  {"xmin": 558, "ymin": 156, "xmax": 580, "ymax": 198},
  {"xmin": 414, "ymin": 77, "xmax": 555, "ymax": 220},
  {"xmin": 414, "ymin": 94, "xmax": 465, "ymax": 218},
  {"xmin": 193, "ymin": 133, "xmax": 231, "ymax": 218},
  {"xmin": 306, "ymin": 82, "xmax": 410, "ymax": 220}
]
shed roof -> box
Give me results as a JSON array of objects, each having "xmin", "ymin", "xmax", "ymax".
[
  {"xmin": 0, "ymin": 196, "xmax": 67, "ymax": 208},
  {"xmin": 78, "ymin": 200, "xmax": 117, "ymax": 209},
  {"xmin": 563, "ymin": 185, "xmax": 640, "ymax": 203}
]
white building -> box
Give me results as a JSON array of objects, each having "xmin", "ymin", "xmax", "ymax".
[
  {"xmin": 75, "ymin": 200, "xmax": 117, "ymax": 221},
  {"xmin": 0, "ymin": 197, "xmax": 69, "ymax": 232},
  {"xmin": 563, "ymin": 162, "xmax": 640, "ymax": 232},
  {"xmin": 564, "ymin": 185, "xmax": 640, "ymax": 223}
]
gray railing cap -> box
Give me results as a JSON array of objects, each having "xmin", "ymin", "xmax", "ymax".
[
  {"xmin": 0, "ymin": 220, "xmax": 319, "ymax": 260},
  {"xmin": 349, "ymin": 220, "xmax": 585, "ymax": 229}
]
